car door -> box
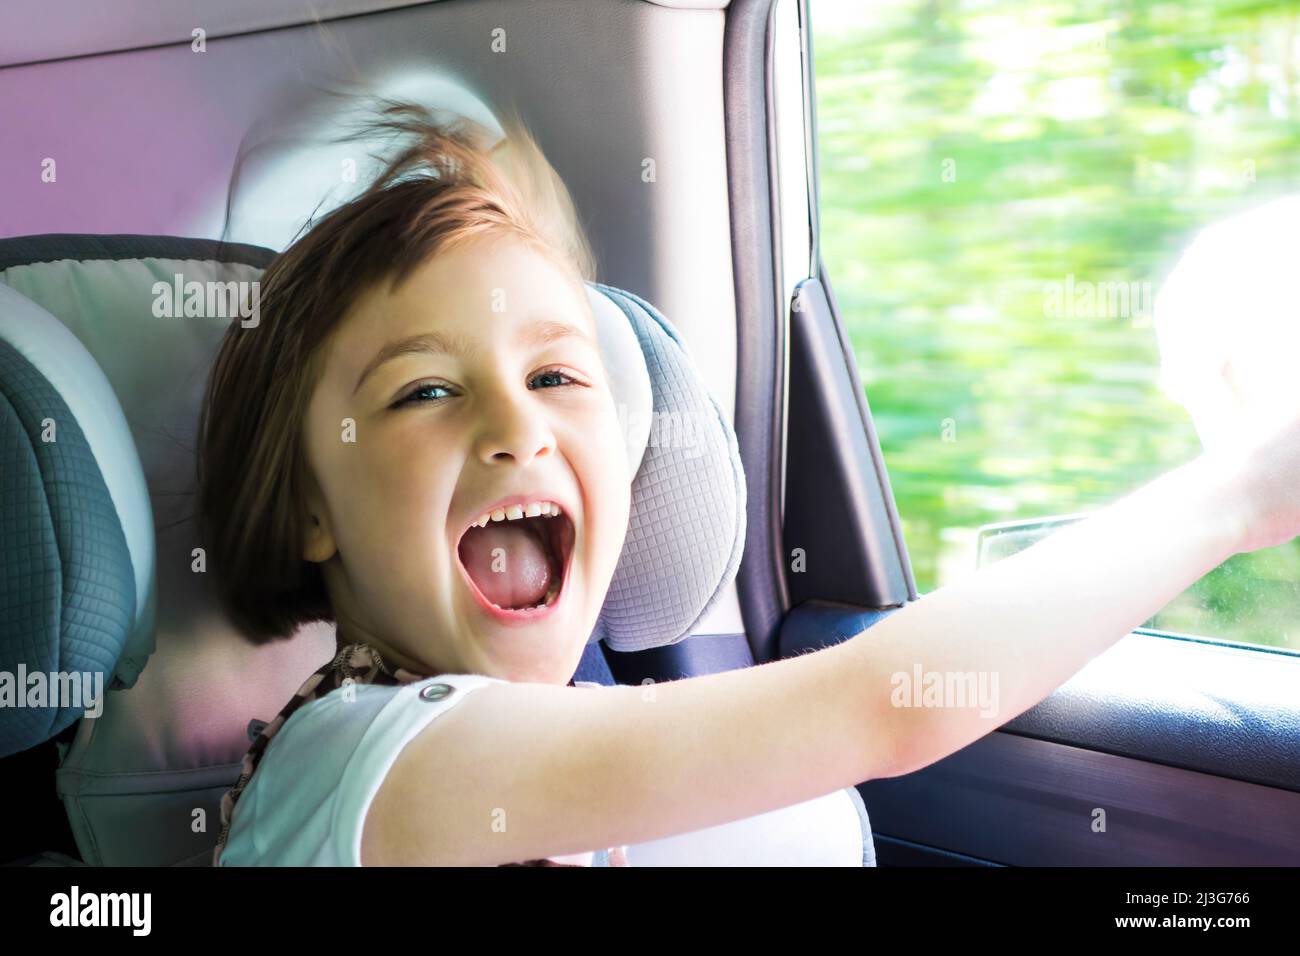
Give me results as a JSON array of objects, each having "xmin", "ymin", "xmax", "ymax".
[{"xmin": 748, "ymin": 0, "xmax": 1300, "ymax": 864}]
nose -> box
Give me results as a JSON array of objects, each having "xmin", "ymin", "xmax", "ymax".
[{"xmin": 473, "ymin": 386, "xmax": 557, "ymax": 466}]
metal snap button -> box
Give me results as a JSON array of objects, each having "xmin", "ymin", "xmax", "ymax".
[{"xmin": 419, "ymin": 683, "xmax": 454, "ymax": 702}]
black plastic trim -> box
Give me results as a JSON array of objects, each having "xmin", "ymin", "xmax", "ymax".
[
  {"xmin": 781, "ymin": 601, "xmax": 1300, "ymax": 796},
  {"xmin": 1003, "ymin": 632, "xmax": 1300, "ymax": 794},
  {"xmin": 871, "ymin": 832, "xmax": 1003, "ymax": 867},
  {"xmin": 801, "ymin": 1, "xmax": 919, "ymax": 602},
  {"xmin": 724, "ymin": 0, "xmax": 790, "ymax": 664},
  {"xmin": 785, "ymin": 278, "xmax": 915, "ymax": 607},
  {"xmin": 817, "ymin": 268, "xmax": 918, "ymax": 601},
  {"xmin": 862, "ymin": 730, "xmax": 1300, "ymax": 865}
]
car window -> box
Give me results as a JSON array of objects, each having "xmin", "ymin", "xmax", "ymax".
[{"xmin": 810, "ymin": 0, "xmax": 1300, "ymax": 652}]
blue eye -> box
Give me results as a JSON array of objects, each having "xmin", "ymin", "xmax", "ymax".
[
  {"xmin": 393, "ymin": 369, "xmax": 583, "ymax": 408},
  {"xmin": 393, "ymin": 382, "xmax": 454, "ymax": 407},
  {"xmin": 529, "ymin": 368, "xmax": 581, "ymax": 389}
]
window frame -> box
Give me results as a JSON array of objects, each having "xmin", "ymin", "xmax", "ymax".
[{"xmin": 796, "ymin": 0, "xmax": 1300, "ymax": 860}]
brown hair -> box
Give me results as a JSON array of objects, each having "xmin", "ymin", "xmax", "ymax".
[{"xmin": 196, "ymin": 100, "xmax": 598, "ymax": 643}]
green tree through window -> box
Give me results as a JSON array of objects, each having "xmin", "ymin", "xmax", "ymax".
[{"xmin": 812, "ymin": 0, "xmax": 1300, "ymax": 651}]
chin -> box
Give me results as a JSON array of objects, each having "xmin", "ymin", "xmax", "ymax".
[{"xmin": 474, "ymin": 608, "xmax": 594, "ymax": 683}]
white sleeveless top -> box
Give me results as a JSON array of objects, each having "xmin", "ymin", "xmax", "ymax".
[{"xmin": 219, "ymin": 672, "xmax": 871, "ymax": 866}]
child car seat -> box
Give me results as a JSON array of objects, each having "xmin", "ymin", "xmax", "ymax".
[{"xmin": 0, "ymin": 233, "xmax": 873, "ymax": 866}]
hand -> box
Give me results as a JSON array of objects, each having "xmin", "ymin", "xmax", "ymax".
[{"xmin": 1194, "ymin": 403, "xmax": 1300, "ymax": 556}]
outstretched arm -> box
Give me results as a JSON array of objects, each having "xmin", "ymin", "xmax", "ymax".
[
  {"xmin": 364, "ymin": 414, "xmax": 1297, "ymax": 865},
  {"xmin": 845, "ymin": 450, "xmax": 1248, "ymax": 779}
]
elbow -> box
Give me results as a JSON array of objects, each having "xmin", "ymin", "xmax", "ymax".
[{"xmin": 859, "ymin": 705, "xmax": 940, "ymax": 782}]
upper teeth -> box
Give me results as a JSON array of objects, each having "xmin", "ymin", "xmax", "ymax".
[{"xmin": 471, "ymin": 501, "xmax": 563, "ymax": 528}]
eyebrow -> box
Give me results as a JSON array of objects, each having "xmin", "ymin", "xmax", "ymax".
[{"xmin": 352, "ymin": 319, "xmax": 594, "ymax": 396}]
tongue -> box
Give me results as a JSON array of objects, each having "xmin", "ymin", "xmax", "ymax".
[{"xmin": 458, "ymin": 521, "xmax": 552, "ymax": 609}]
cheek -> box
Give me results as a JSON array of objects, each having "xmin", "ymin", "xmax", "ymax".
[
  {"xmin": 570, "ymin": 422, "xmax": 633, "ymax": 561},
  {"xmin": 359, "ymin": 415, "xmax": 450, "ymax": 482},
  {"xmin": 325, "ymin": 422, "xmax": 460, "ymax": 550}
]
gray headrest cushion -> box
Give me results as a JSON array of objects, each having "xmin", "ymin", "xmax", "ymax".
[
  {"xmin": 0, "ymin": 284, "xmax": 156, "ymax": 754},
  {"xmin": 588, "ymin": 283, "xmax": 746, "ymax": 651}
]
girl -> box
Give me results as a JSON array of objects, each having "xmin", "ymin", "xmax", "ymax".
[{"xmin": 201, "ymin": 101, "xmax": 1300, "ymax": 866}]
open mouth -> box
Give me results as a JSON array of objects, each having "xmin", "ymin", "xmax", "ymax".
[{"xmin": 455, "ymin": 500, "xmax": 575, "ymax": 614}]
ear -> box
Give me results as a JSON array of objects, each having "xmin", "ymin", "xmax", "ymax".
[{"xmin": 301, "ymin": 468, "xmax": 338, "ymax": 564}]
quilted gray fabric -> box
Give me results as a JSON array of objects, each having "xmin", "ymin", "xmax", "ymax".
[
  {"xmin": 589, "ymin": 284, "xmax": 747, "ymax": 652},
  {"xmin": 0, "ymin": 339, "xmax": 133, "ymax": 757},
  {"xmin": 0, "ymin": 279, "xmax": 157, "ymax": 693}
]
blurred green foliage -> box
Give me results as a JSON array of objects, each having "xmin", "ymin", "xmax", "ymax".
[{"xmin": 812, "ymin": 0, "xmax": 1300, "ymax": 651}]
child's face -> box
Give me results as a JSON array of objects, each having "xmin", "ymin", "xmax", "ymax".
[{"xmin": 299, "ymin": 235, "xmax": 631, "ymax": 683}]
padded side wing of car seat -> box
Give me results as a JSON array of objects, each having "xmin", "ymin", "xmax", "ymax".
[
  {"xmin": 0, "ymin": 339, "xmax": 133, "ymax": 751},
  {"xmin": 590, "ymin": 283, "xmax": 747, "ymax": 652}
]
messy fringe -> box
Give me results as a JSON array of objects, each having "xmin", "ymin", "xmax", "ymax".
[{"xmin": 335, "ymin": 97, "xmax": 597, "ymax": 282}]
